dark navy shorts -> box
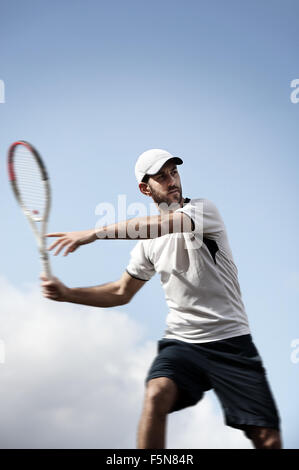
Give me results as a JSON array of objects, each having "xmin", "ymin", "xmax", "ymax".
[{"xmin": 146, "ymin": 334, "xmax": 280, "ymax": 435}]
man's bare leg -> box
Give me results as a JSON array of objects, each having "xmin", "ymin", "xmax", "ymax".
[{"xmin": 137, "ymin": 377, "xmax": 179, "ymax": 449}]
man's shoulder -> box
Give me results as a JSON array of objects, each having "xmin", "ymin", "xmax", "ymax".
[
  {"xmin": 184, "ymin": 197, "xmax": 218, "ymax": 210},
  {"xmin": 182, "ymin": 198, "xmax": 225, "ymax": 234},
  {"xmin": 131, "ymin": 238, "xmax": 153, "ymax": 253}
]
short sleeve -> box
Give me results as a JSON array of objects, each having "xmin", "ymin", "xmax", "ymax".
[
  {"xmin": 126, "ymin": 241, "xmax": 156, "ymax": 281},
  {"xmin": 177, "ymin": 198, "xmax": 224, "ymax": 237}
]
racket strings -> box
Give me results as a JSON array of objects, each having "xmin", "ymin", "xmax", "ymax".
[{"xmin": 13, "ymin": 147, "xmax": 48, "ymax": 218}]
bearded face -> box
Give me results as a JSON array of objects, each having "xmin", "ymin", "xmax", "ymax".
[{"xmin": 144, "ymin": 162, "xmax": 184, "ymax": 210}]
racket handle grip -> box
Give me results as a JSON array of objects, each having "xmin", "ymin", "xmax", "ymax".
[{"xmin": 41, "ymin": 252, "xmax": 52, "ymax": 279}]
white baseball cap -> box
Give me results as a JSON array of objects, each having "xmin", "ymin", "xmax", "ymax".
[{"xmin": 135, "ymin": 149, "xmax": 183, "ymax": 183}]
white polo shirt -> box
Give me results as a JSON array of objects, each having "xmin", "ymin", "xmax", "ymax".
[{"xmin": 126, "ymin": 198, "xmax": 251, "ymax": 343}]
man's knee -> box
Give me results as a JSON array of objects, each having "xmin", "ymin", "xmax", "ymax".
[
  {"xmin": 244, "ymin": 426, "xmax": 282, "ymax": 449},
  {"xmin": 145, "ymin": 377, "xmax": 178, "ymax": 415}
]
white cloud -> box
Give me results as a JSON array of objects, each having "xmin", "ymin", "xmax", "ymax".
[
  {"xmin": 0, "ymin": 276, "xmax": 251, "ymax": 449},
  {"xmin": 168, "ymin": 399, "xmax": 252, "ymax": 449}
]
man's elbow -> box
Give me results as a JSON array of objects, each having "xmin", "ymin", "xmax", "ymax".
[
  {"xmin": 119, "ymin": 293, "xmax": 132, "ymax": 306},
  {"xmin": 114, "ymin": 274, "xmax": 143, "ymax": 306},
  {"xmin": 115, "ymin": 285, "xmax": 133, "ymax": 306}
]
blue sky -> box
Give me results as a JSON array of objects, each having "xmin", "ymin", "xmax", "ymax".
[{"xmin": 0, "ymin": 0, "xmax": 298, "ymax": 448}]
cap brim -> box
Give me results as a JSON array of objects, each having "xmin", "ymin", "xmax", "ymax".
[{"xmin": 146, "ymin": 156, "xmax": 183, "ymax": 176}]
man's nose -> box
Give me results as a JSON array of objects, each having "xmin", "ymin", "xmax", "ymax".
[{"xmin": 168, "ymin": 174, "xmax": 176, "ymax": 185}]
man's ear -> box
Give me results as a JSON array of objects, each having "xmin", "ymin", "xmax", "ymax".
[{"xmin": 139, "ymin": 182, "xmax": 152, "ymax": 197}]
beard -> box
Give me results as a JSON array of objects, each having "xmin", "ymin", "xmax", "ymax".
[{"xmin": 148, "ymin": 183, "xmax": 183, "ymax": 211}]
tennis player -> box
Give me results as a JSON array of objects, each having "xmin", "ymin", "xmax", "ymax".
[{"xmin": 41, "ymin": 149, "xmax": 282, "ymax": 449}]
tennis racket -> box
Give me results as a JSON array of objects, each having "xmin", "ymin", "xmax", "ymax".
[{"xmin": 7, "ymin": 140, "xmax": 52, "ymax": 278}]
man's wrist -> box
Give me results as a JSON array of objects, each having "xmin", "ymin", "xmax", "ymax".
[
  {"xmin": 95, "ymin": 226, "xmax": 108, "ymax": 239},
  {"xmin": 90, "ymin": 228, "xmax": 98, "ymax": 242},
  {"xmin": 62, "ymin": 285, "xmax": 73, "ymax": 303}
]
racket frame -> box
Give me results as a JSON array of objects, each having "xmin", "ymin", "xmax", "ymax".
[{"xmin": 8, "ymin": 140, "xmax": 52, "ymax": 278}]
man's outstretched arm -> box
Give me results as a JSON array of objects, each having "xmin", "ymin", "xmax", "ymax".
[
  {"xmin": 41, "ymin": 271, "xmax": 146, "ymax": 307},
  {"xmin": 45, "ymin": 212, "xmax": 193, "ymax": 256}
]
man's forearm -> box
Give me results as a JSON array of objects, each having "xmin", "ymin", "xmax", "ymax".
[{"xmin": 66, "ymin": 281, "xmax": 128, "ymax": 308}]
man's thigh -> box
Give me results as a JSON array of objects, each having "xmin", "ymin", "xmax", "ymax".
[{"xmin": 146, "ymin": 339, "xmax": 212, "ymax": 412}]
